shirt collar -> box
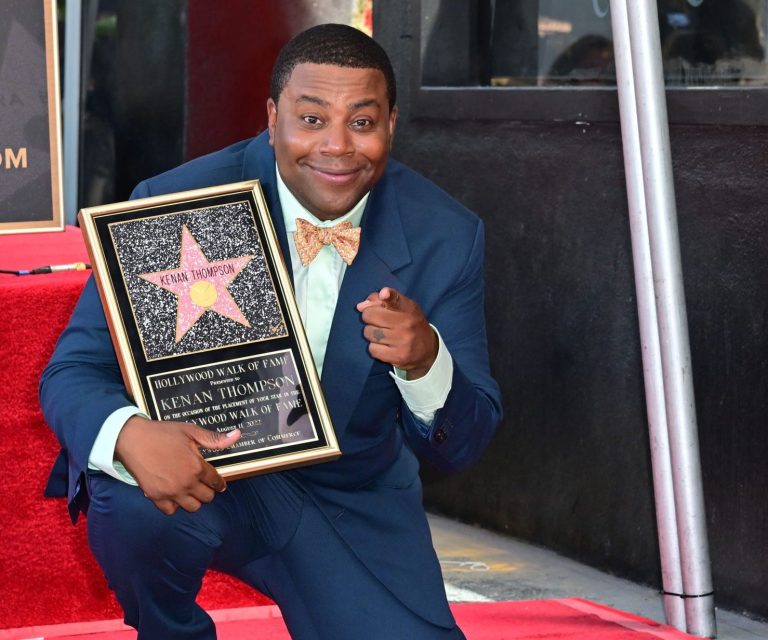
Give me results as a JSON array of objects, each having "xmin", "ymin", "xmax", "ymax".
[{"xmin": 276, "ymin": 163, "xmax": 368, "ymax": 233}]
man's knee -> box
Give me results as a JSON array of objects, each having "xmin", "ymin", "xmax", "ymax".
[{"xmin": 85, "ymin": 474, "xmax": 224, "ymax": 573}]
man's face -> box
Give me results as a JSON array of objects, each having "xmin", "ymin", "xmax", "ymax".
[{"xmin": 267, "ymin": 63, "xmax": 397, "ymax": 221}]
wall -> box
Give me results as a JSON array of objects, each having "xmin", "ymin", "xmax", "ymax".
[
  {"xmin": 184, "ymin": 2, "xmax": 307, "ymax": 160},
  {"xmin": 376, "ymin": 0, "xmax": 768, "ymax": 620},
  {"xmin": 185, "ymin": 0, "xmax": 365, "ymax": 160}
]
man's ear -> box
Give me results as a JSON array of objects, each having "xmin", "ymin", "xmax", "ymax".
[
  {"xmin": 388, "ymin": 106, "xmax": 398, "ymax": 149},
  {"xmin": 267, "ymin": 98, "xmax": 278, "ymax": 146}
]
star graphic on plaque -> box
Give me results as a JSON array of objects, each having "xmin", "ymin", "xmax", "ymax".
[{"xmin": 139, "ymin": 225, "xmax": 254, "ymax": 342}]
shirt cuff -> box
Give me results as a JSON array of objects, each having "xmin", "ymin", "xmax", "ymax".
[
  {"xmin": 87, "ymin": 405, "xmax": 142, "ymax": 485},
  {"xmin": 390, "ymin": 326, "xmax": 453, "ymax": 428}
]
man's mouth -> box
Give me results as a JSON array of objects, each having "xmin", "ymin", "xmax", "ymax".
[{"xmin": 309, "ymin": 166, "xmax": 362, "ymax": 185}]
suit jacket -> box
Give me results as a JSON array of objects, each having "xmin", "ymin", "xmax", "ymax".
[{"xmin": 40, "ymin": 131, "xmax": 502, "ymax": 626}]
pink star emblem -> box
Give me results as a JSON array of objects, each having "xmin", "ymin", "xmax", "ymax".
[{"xmin": 139, "ymin": 225, "xmax": 253, "ymax": 342}]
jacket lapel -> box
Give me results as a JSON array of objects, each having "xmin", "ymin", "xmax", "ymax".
[{"xmin": 321, "ymin": 174, "xmax": 412, "ymax": 436}]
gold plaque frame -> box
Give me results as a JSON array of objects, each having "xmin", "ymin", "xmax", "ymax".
[{"xmin": 78, "ymin": 180, "xmax": 339, "ymax": 479}]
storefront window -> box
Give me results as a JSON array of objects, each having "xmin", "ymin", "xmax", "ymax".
[
  {"xmin": 422, "ymin": 0, "xmax": 768, "ymax": 88},
  {"xmin": 80, "ymin": 1, "xmax": 118, "ymax": 207},
  {"xmin": 77, "ymin": 0, "xmax": 185, "ymax": 206}
]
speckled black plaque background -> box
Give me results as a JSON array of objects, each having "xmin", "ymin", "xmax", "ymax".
[{"xmin": 109, "ymin": 201, "xmax": 287, "ymax": 361}]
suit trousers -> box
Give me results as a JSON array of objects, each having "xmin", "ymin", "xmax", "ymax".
[{"xmin": 85, "ymin": 471, "xmax": 465, "ymax": 639}]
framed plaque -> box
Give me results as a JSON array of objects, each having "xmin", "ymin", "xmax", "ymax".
[
  {"xmin": 0, "ymin": 0, "xmax": 63, "ymax": 234},
  {"xmin": 78, "ymin": 180, "xmax": 340, "ymax": 479}
]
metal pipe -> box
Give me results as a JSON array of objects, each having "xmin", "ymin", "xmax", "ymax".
[
  {"xmin": 63, "ymin": 0, "xmax": 82, "ymax": 225},
  {"xmin": 609, "ymin": 0, "xmax": 685, "ymax": 630},
  {"xmin": 623, "ymin": 1, "xmax": 716, "ymax": 636}
]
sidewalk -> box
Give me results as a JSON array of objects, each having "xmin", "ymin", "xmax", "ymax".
[{"xmin": 428, "ymin": 513, "xmax": 768, "ymax": 640}]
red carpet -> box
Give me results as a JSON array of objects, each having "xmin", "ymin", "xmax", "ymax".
[
  {"xmin": 0, "ymin": 600, "xmax": 702, "ymax": 639},
  {"xmin": 0, "ymin": 228, "xmax": 270, "ymax": 630}
]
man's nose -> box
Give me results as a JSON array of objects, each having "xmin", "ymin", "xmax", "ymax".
[{"xmin": 320, "ymin": 122, "xmax": 354, "ymax": 155}]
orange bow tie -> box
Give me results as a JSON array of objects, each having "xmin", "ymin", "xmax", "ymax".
[{"xmin": 293, "ymin": 217, "xmax": 361, "ymax": 266}]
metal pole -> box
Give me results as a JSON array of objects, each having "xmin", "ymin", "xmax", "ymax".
[
  {"xmin": 63, "ymin": 0, "xmax": 82, "ymax": 225},
  {"xmin": 609, "ymin": 0, "xmax": 685, "ymax": 630},
  {"xmin": 623, "ymin": 1, "xmax": 716, "ymax": 636}
]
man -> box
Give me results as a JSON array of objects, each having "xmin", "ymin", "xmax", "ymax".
[{"xmin": 40, "ymin": 24, "xmax": 501, "ymax": 639}]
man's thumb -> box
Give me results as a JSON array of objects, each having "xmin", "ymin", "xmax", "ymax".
[
  {"xmin": 379, "ymin": 287, "xmax": 401, "ymax": 307},
  {"xmin": 188, "ymin": 426, "xmax": 241, "ymax": 450}
]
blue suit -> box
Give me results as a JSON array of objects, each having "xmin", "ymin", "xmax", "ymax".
[{"xmin": 40, "ymin": 132, "xmax": 502, "ymax": 638}]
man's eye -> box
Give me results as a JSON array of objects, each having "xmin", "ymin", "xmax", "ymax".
[
  {"xmin": 302, "ymin": 115, "xmax": 321, "ymax": 125},
  {"xmin": 351, "ymin": 118, "xmax": 373, "ymax": 128}
]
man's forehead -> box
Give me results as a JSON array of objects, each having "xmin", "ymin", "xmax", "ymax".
[
  {"xmin": 274, "ymin": 63, "xmax": 392, "ymax": 115},
  {"xmin": 284, "ymin": 63, "xmax": 387, "ymax": 94}
]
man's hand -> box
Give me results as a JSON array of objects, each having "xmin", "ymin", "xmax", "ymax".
[
  {"xmin": 356, "ymin": 287, "xmax": 438, "ymax": 380},
  {"xmin": 115, "ymin": 416, "xmax": 241, "ymax": 515}
]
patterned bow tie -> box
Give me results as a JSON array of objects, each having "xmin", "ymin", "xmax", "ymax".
[{"xmin": 293, "ymin": 217, "xmax": 361, "ymax": 266}]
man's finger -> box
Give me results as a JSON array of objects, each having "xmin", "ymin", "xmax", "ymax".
[
  {"xmin": 153, "ymin": 498, "xmax": 178, "ymax": 516},
  {"xmin": 176, "ymin": 494, "xmax": 204, "ymax": 513},
  {"xmin": 199, "ymin": 461, "xmax": 228, "ymax": 493},
  {"xmin": 188, "ymin": 426, "xmax": 241, "ymax": 451},
  {"xmin": 187, "ymin": 482, "xmax": 218, "ymax": 506},
  {"xmin": 364, "ymin": 325, "xmax": 390, "ymax": 345},
  {"xmin": 356, "ymin": 291, "xmax": 383, "ymax": 311},
  {"xmin": 356, "ymin": 299, "xmax": 377, "ymax": 312}
]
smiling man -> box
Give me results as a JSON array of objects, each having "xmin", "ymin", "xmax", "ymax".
[
  {"xmin": 40, "ymin": 24, "xmax": 501, "ymax": 639},
  {"xmin": 267, "ymin": 62, "xmax": 396, "ymax": 220}
]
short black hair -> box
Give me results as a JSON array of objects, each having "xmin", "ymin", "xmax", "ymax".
[{"xmin": 271, "ymin": 23, "xmax": 396, "ymax": 110}]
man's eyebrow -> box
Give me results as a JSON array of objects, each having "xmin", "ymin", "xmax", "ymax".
[
  {"xmin": 296, "ymin": 94, "xmax": 330, "ymax": 107},
  {"xmin": 295, "ymin": 95, "xmax": 381, "ymax": 111},
  {"xmin": 349, "ymin": 98, "xmax": 380, "ymax": 111}
]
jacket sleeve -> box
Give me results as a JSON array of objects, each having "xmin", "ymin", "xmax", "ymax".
[
  {"xmin": 400, "ymin": 219, "xmax": 502, "ymax": 473},
  {"xmin": 39, "ymin": 181, "xmax": 152, "ymax": 501}
]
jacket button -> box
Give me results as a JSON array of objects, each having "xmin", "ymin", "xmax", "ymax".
[{"xmin": 434, "ymin": 428, "xmax": 447, "ymax": 444}]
